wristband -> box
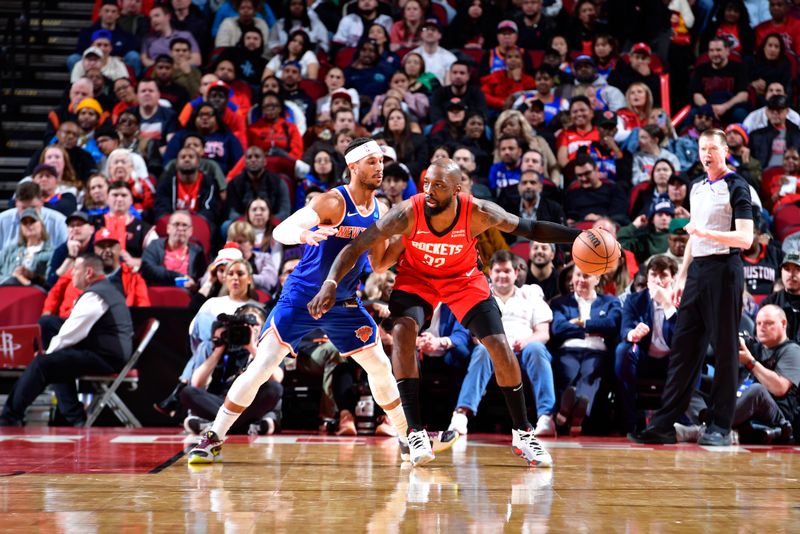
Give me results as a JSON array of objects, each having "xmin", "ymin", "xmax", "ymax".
[
  {"xmin": 323, "ymin": 279, "xmax": 338, "ymax": 288},
  {"xmin": 745, "ymin": 358, "xmax": 756, "ymax": 371}
]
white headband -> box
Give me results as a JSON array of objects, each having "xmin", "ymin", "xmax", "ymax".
[{"xmin": 345, "ymin": 141, "xmax": 383, "ymax": 165}]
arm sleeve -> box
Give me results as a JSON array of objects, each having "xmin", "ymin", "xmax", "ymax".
[
  {"xmin": 47, "ymin": 292, "xmax": 108, "ymax": 353},
  {"xmin": 272, "ymin": 206, "xmax": 321, "ymax": 245},
  {"xmin": 511, "ymin": 219, "xmax": 582, "ymax": 243}
]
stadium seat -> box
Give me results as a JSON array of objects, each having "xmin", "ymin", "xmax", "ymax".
[
  {"xmin": 0, "ymin": 286, "xmax": 47, "ymax": 327},
  {"xmin": 299, "ymin": 79, "xmax": 327, "ymax": 101},
  {"xmin": 83, "ymin": 318, "xmax": 160, "ymax": 428},
  {"xmin": 510, "ymin": 241, "xmax": 530, "ymax": 260},
  {"xmin": 154, "ymin": 213, "xmax": 213, "ymax": 257},
  {"xmin": 774, "ymin": 202, "xmax": 800, "ymax": 242},
  {"xmin": 256, "ymin": 289, "xmax": 272, "ymax": 304},
  {"xmin": 334, "ymin": 47, "xmax": 357, "ymax": 69},
  {"xmin": 147, "ymin": 286, "xmax": 192, "ymax": 307}
]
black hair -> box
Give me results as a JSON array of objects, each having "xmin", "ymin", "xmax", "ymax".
[
  {"xmin": 108, "ymin": 180, "xmax": 133, "ymax": 193},
  {"xmin": 383, "ymin": 162, "xmax": 410, "ymax": 182}
]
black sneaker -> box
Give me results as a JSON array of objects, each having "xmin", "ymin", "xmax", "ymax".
[
  {"xmin": 628, "ymin": 425, "xmax": 677, "ymax": 444},
  {"xmin": 183, "ymin": 415, "xmax": 211, "ymax": 435}
]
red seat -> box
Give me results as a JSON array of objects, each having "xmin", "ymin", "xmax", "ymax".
[
  {"xmin": 147, "ymin": 286, "xmax": 192, "ymax": 307},
  {"xmin": 774, "ymin": 202, "xmax": 800, "ymax": 241},
  {"xmin": 255, "ymin": 289, "xmax": 272, "ymax": 304},
  {"xmin": 460, "ymin": 48, "xmax": 484, "ymax": 66},
  {"xmin": 509, "ymin": 241, "xmax": 530, "ymax": 260},
  {"xmin": 527, "ymin": 50, "xmax": 544, "ymax": 69},
  {"xmin": 334, "ymin": 47, "xmax": 357, "ymax": 69},
  {"xmin": 299, "ymin": 79, "xmax": 327, "ymax": 101},
  {"xmin": 0, "ymin": 287, "xmax": 47, "ymax": 327}
]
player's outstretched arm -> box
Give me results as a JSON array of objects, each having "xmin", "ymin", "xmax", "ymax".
[
  {"xmin": 471, "ymin": 198, "xmax": 583, "ymax": 243},
  {"xmin": 308, "ymin": 202, "xmax": 414, "ymax": 319},
  {"xmin": 272, "ymin": 192, "xmax": 343, "ymax": 246}
]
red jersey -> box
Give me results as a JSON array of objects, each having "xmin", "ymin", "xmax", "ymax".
[
  {"xmin": 398, "ymin": 193, "xmax": 480, "ymax": 279},
  {"xmin": 556, "ymin": 127, "xmax": 600, "ymax": 161}
]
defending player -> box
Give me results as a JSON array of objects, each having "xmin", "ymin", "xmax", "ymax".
[
  {"xmin": 188, "ymin": 138, "xmax": 441, "ymax": 465},
  {"xmin": 309, "ymin": 158, "xmax": 584, "ymax": 467}
]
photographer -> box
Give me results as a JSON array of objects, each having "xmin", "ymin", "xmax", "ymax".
[
  {"xmin": 182, "ymin": 305, "xmax": 284, "ymax": 435},
  {"xmin": 734, "ymin": 305, "xmax": 800, "ymax": 444}
]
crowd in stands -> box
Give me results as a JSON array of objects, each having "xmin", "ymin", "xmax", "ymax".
[{"xmin": 1, "ymin": 0, "xmax": 800, "ymax": 442}]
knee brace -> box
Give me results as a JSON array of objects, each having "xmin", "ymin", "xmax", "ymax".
[{"xmin": 350, "ymin": 344, "xmax": 400, "ymax": 407}]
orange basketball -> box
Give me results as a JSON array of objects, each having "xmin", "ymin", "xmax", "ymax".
[{"xmin": 571, "ymin": 228, "xmax": 621, "ymax": 276}]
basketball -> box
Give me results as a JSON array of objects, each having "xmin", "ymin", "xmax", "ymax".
[{"xmin": 572, "ymin": 228, "xmax": 621, "ymax": 275}]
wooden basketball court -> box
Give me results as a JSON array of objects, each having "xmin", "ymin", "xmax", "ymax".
[{"xmin": 0, "ymin": 428, "xmax": 798, "ymax": 532}]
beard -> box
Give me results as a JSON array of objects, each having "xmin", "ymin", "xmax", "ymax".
[
  {"xmin": 425, "ymin": 195, "xmax": 452, "ymax": 216},
  {"xmin": 521, "ymin": 190, "xmax": 538, "ymax": 203}
]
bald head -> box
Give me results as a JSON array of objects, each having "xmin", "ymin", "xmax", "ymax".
[
  {"xmin": 428, "ymin": 157, "xmax": 462, "ymax": 188},
  {"xmin": 756, "ymin": 304, "xmax": 788, "ymax": 348}
]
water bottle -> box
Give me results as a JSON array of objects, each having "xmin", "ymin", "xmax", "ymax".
[{"xmin": 355, "ymin": 395, "xmax": 376, "ymax": 434}]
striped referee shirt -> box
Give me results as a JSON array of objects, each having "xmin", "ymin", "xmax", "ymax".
[{"xmin": 689, "ymin": 172, "xmax": 753, "ymax": 257}]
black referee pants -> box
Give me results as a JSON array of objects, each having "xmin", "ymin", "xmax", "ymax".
[{"xmin": 651, "ymin": 254, "xmax": 744, "ymax": 434}]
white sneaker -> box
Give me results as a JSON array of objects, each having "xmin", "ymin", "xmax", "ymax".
[
  {"xmin": 511, "ymin": 428, "xmax": 553, "ymax": 467},
  {"xmin": 407, "ymin": 429, "xmax": 435, "ymax": 467},
  {"xmin": 533, "ymin": 414, "xmax": 556, "ymax": 437},
  {"xmin": 448, "ymin": 411, "xmax": 468, "ymax": 435},
  {"xmin": 674, "ymin": 422, "xmax": 704, "ymax": 443}
]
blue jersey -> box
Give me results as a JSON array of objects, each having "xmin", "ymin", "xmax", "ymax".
[{"xmin": 283, "ymin": 185, "xmax": 380, "ymax": 301}]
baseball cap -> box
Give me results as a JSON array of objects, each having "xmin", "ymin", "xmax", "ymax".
[
  {"xmin": 648, "ymin": 196, "xmax": 675, "ymax": 218},
  {"xmin": 154, "ymin": 54, "xmax": 174, "ymax": 65},
  {"xmin": 207, "ymin": 80, "xmax": 230, "ymax": 94},
  {"xmin": 519, "ymin": 98, "xmax": 544, "ymax": 113},
  {"xmin": 668, "ymin": 173, "xmax": 691, "ymax": 187},
  {"xmin": 782, "ymin": 251, "xmax": 800, "ymax": 268},
  {"xmin": 422, "ymin": 18, "xmax": 441, "ymax": 30},
  {"xmin": 767, "ymin": 94, "xmax": 789, "ymax": 110},
  {"xmin": 446, "ymin": 97, "xmax": 466, "ymax": 111},
  {"xmin": 93, "ymin": 227, "xmax": 119, "ymax": 244},
  {"xmin": 82, "ymin": 46, "xmax": 104, "ymax": 58},
  {"xmin": 212, "ymin": 243, "xmax": 243, "ymax": 269},
  {"xmin": 594, "ymin": 110, "xmax": 617, "ymax": 128},
  {"xmin": 66, "ymin": 211, "xmax": 90, "ymax": 225},
  {"xmin": 330, "ymin": 88, "xmax": 352, "ymax": 103},
  {"xmin": 574, "ymin": 54, "xmax": 595, "ymax": 66},
  {"xmin": 91, "ymin": 29, "xmax": 113, "ymax": 43},
  {"xmin": 380, "ymin": 144, "xmax": 397, "ymax": 162},
  {"xmin": 725, "ymin": 123, "xmax": 749, "ymax": 145},
  {"xmin": 669, "ymin": 218, "xmax": 689, "ymax": 235},
  {"xmin": 20, "ymin": 208, "xmax": 42, "ymax": 223},
  {"xmin": 497, "ymin": 20, "xmax": 518, "ymax": 33},
  {"xmin": 631, "ymin": 42, "xmax": 651, "ymax": 56},
  {"xmin": 31, "ymin": 163, "xmax": 58, "ymax": 177}
]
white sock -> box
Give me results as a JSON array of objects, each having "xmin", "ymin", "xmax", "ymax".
[{"xmin": 210, "ymin": 406, "xmax": 240, "ymax": 439}]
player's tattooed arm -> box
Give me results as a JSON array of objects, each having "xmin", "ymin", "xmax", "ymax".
[{"xmin": 471, "ymin": 198, "xmax": 582, "ymax": 243}]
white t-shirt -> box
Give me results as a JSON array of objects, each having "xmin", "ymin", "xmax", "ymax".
[
  {"xmin": 265, "ymin": 50, "xmax": 319, "ymax": 80},
  {"xmin": 493, "ymin": 284, "xmax": 552, "ymax": 346},
  {"xmin": 410, "ymin": 45, "xmax": 457, "ymax": 85},
  {"xmin": 333, "ymin": 14, "xmax": 393, "ymax": 48}
]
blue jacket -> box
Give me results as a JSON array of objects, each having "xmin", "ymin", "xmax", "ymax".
[
  {"xmin": 438, "ymin": 304, "xmax": 473, "ymax": 364},
  {"xmin": 550, "ymin": 293, "xmax": 622, "ymax": 349},
  {"xmin": 619, "ymin": 289, "xmax": 677, "ymax": 355}
]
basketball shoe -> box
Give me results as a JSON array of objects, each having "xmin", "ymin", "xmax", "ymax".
[
  {"xmin": 406, "ymin": 429, "xmax": 435, "ymax": 466},
  {"xmin": 511, "ymin": 428, "xmax": 553, "ymax": 467},
  {"xmin": 399, "ymin": 430, "xmax": 459, "ymax": 463},
  {"xmin": 187, "ymin": 430, "xmax": 224, "ymax": 464}
]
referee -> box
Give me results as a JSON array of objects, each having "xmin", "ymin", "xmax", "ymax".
[{"xmin": 629, "ymin": 129, "xmax": 754, "ymax": 446}]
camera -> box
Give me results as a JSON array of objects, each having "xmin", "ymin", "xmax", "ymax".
[{"xmin": 212, "ymin": 313, "xmax": 258, "ymax": 352}]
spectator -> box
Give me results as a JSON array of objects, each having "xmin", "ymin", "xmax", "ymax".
[
  {"xmin": 480, "ymin": 46, "xmax": 535, "ymax": 113},
  {"xmin": 133, "ymin": 79, "xmax": 179, "ymax": 154},
  {"xmin": 332, "ymin": 0, "xmax": 392, "ymax": 49},
  {"xmin": 141, "ymin": 4, "xmax": 201, "ymax": 69},
  {"xmin": 556, "ymin": 96, "xmax": 599, "ymax": 169},
  {"xmin": 151, "ymin": 55, "xmax": 190, "ymax": 111},
  {"xmin": 179, "ymin": 76, "xmax": 248, "ymax": 148},
  {"xmin": 591, "ymin": 33, "xmax": 619, "ymax": 82},
  {"xmin": 755, "ymin": 0, "xmax": 800, "ymax": 56},
  {"xmin": 734, "ymin": 305, "xmax": 799, "ymax": 443},
  {"xmin": 762, "ymin": 252, "xmax": 800, "ymax": 343},
  {"xmin": 169, "ymin": 103, "xmax": 244, "ymax": 175},
  {"xmin": 505, "ymin": 170, "xmax": 565, "ymax": 226},
  {"xmin": 513, "ymin": 0, "xmax": 554, "ymax": 51},
  {"xmin": 448, "ymin": 250, "xmax": 556, "ymax": 436},
  {"xmin": 459, "ymin": 111, "xmax": 493, "ymax": 176},
  {"xmin": 488, "ymin": 134, "xmax": 523, "ymax": 199},
  {"xmin": 401, "ymin": 51, "xmax": 440, "ymax": 96},
  {"xmin": 118, "ymin": 0, "xmax": 149, "ymax": 39},
  {"xmin": 212, "ymin": 0, "xmax": 277, "ymax": 39},
  {"xmin": 110, "ymin": 79, "xmax": 138, "ymax": 124},
  {"xmin": 263, "ymin": 29, "xmax": 320, "ymax": 81},
  {"xmin": 0, "ymin": 208, "xmax": 53, "ymax": 288},
  {"xmin": 749, "ymin": 94, "xmax": 800, "ymax": 169},
  {"xmin": 246, "ymin": 92, "xmax": 304, "ymax": 161},
  {"xmin": 73, "ymin": 98, "xmax": 106, "ymax": 164},
  {"xmin": 227, "ymin": 146, "xmax": 291, "ymax": 223},
  {"xmin": 46, "ymin": 211, "xmax": 94, "ymax": 288},
  {"xmin": 98, "ymin": 181, "xmax": 152, "ymax": 268},
  {"xmin": 106, "ymin": 148, "xmax": 155, "ymax": 213},
  {"xmin": 170, "ymin": 0, "xmax": 210, "ymax": 53},
  {"xmin": 380, "ymin": 163, "xmax": 409, "ymax": 206},
  {"xmin": 155, "ymin": 147, "xmax": 221, "ymax": 228},
  {"xmin": 72, "ymin": 0, "xmax": 140, "ymax": 75},
  {"xmin": 181, "ymin": 304, "xmax": 283, "ymax": 435},
  {"xmin": 246, "ymin": 197, "xmax": 278, "ymax": 256},
  {"xmin": 515, "ymin": 65, "xmax": 568, "ymax": 127},
  {"xmin": 0, "ymin": 183, "xmax": 67, "ymax": 251},
  {"xmin": 701, "ymin": 0, "xmax": 754, "ymax": 56},
  {"xmin": 367, "ymin": 22, "xmax": 401, "ymax": 69},
  {"xmin": 690, "ymin": 37, "xmax": 749, "ymax": 124},
  {"xmin": 526, "ymin": 241, "xmax": 559, "ymax": 301},
  {"xmin": 191, "ymin": 246, "xmax": 244, "ymax": 311},
  {"xmin": 586, "ymin": 111, "xmax": 629, "ymax": 185},
  {"xmin": 632, "ymin": 125, "xmax": 681, "ymax": 185},
  {"xmin": 565, "ymin": 154, "xmax": 629, "ymax": 226},
  {"xmin": 410, "ymin": 18, "xmax": 456, "ymax": 85},
  {"xmin": 568, "ymin": 0, "xmax": 608, "ymax": 55},
  {"xmin": 742, "ymin": 81, "xmax": 800, "ymax": 132},
  {"xmin": 429, "ymin": 61, "xmax": 488, "ymax": 125},
  {"xmin": 649, "ymin": 107, "xmax": 699, "ymax": 174},
  {"xmin": 390, "ymin": 0, "xmax": 424, "ymax": 51},
  {"xmin": 615, "ymin": 255, "xmax": 679, "ymax": 433},
  {"xmin": 0, "ymin": 254, "xmax": 133, "ymax": 427},
  {"xmin": 29, "ymin": 161, "xmax": 78, "ymax": 218},
  {"xmin": 382, "ymin": 109, "xmax": 428, "ymax": 178},
  {"xmin": 82, "ymin": 174, "xmax": 110, "ymax": 219},
  {"xmin": 550, "ymin": 265, "xmax": 622, "ymax": 435},
  {"xmin": 297, "ymin": 148, "xmax": 345, "ymax": 210},
  {"xmin": 748, "ymin": 32, "xmax": 793, "ymax": 107},
  {"xmin": 679, "ymin": 104, "xmax": 716, "ymax": 140},
  {"xmin": 655, "ymin": 217, "xmax": 689, "ymax": 269},
  {"xmin": 618, "ymin": 195, "xmax": 675, "ymax": 269},
  {"xmin": 343, "ymin": 39, "xmax": 395, "ymax": 99},
  {"xmin": 268, "ymin": 0, "xmax": 329, "ymax": 54},
  {"xmin": 170, "ymin": 38, "xmax": 202, "ymax": 98},
  {"xmin": 725, "ymin": 123, "xmax": 762, "ymax": 189},
  {"xmin": 70, "ymin": 44, "xmax": 129, "ymax": 84},
  {"xmin": 140, "ymin": 211, "xmax": 206, "ymax": 287},
  {"xmin": 279, "ymin": 61, "xmax": 318, "ymax": 124},
  {"xmin": 29, "ymin": 121, "xmax": 96, "ymax": 184},
  {"xmin": 226, "ymin": 221, "xmax": 278, "ymax": 293},
  {"xmin": 364, "ymin": 71, "xmax": 430, "ymax": 128},
  {"xmin": 608, "ymin": 42, "xmax": 661, "ymax": 104},
  {"xmin": 46, "ymin": 78, "xmax": 93, "ymax": 140},
  {"xmin": 428, "ymin": 97, "xmax": 467, "ymax": 149},
  {"xmin": 566, "ymin": 55, "xmax": 626, "ymax": 112},
  {"xmin": 162, "ymin": 133, "xmax": 228, "ymax": 199},
  {"xmin": 769, "ymin": 147, "xmax": 800, "ymax": 212},
  {"xmin": 617, "ymin": 81, "xmax": 655, "ymax": 133},
  {"xmin": 315, "ymin": 69, "xmax": 360, "ymax": 123},
  {"xmin": 92, "ymin": 227, "xmax": 150, "ymax": 307},
  {"xmin": 631, "ymin": 158, "xmax": 676, "ymax": 218},
  {"xmin": 742, "ymin": 225, "xmax": 783, "ymax": 302}
]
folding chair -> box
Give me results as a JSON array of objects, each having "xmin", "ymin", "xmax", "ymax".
[{"xmin": 83, "ymin": 318, "xmax": 160, "ymax": 428}]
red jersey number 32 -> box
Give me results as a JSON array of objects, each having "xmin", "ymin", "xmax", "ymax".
[{"xmin": 422, "ymin": 254, "xmax": 446, "ymax": 267}]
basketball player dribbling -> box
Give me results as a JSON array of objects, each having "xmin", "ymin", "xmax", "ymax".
[
  {"xmin": 309, "ymin": 158, "xmax": 587, "ymax": 467},
  {"xmin": 188, "ymin": 138, "xmax": 454, "ymax": 465}
]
